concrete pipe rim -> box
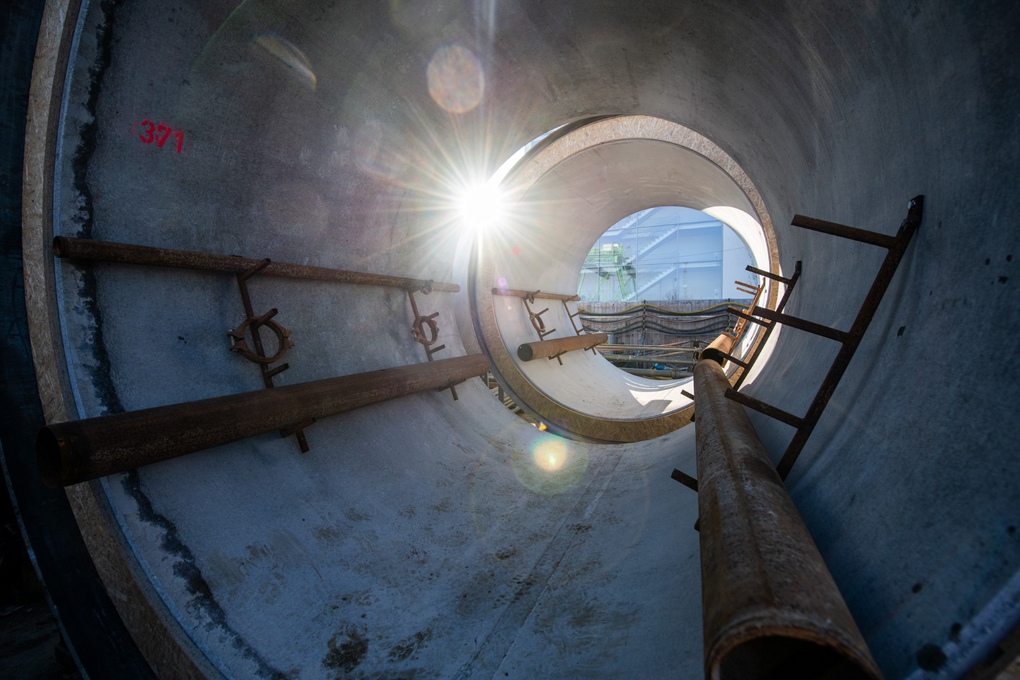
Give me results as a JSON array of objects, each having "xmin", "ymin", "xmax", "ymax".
[{"xmin": 469, "ymin": 114, "xmax": 781, "ymax": 442}]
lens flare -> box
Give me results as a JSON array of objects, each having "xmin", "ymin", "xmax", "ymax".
[
  {"xmin": 533, "ymin": 437, "xmax": 566, "ymax": 471},
  {"xmin": 456, "ymin": 181, "xmax": 504, "ymax": 231},
  {"xmin": 509, "ymin": 434, "xmax": 589, "ymax": 495},
  {"xmin": 427, "ymin": 45, "xmax": 485, "ymax": 114}
]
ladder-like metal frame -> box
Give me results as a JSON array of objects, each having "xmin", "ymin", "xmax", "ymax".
[{"xmin": 725, "ymin": 196, "xmax": 924, "ymax": 479}]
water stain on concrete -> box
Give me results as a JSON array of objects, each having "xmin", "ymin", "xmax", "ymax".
[
  {"xmin": 344, "ymin": 508, "xmax": 370, "ymax": 522},
  {"xmin": 387, "ymin": 628, "xmax": 431, "ymax": 662},
  {"xmin": 323, "ymin": 624, "xmax": 369, "ymax": 675}
]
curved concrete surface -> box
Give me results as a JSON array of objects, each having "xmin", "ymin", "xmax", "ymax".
[
  {"xmin": 475, "ymin": 115, "xmax": 777, "ymax": 440},
  {"xmin": 6, "ymin": 1, "xmax": 1020, "ymax": 678}
]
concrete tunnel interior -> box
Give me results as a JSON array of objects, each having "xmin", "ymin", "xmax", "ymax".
[{"xmin": 2, "ymin": 1, "xmax": 1019, "ymax": 678}]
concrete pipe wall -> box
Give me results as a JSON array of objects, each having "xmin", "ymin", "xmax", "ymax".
[{"xmin": 3, "ymin": 1, "xmax": 1019, "ymax": 678}]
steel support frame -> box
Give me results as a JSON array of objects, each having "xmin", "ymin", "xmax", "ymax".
[{"xmin": 727, "ymin": 196, "xmax": 924, "ymax": 479}]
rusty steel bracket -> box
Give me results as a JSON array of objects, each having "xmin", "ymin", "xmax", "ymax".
[
  {"xmin": 407, "ymin": 284, "xmax": 461, "ymax": 400},
  {"xmin": 522, "ymin": 291, "xmax": 556, "ymax": 339},
  {"xmin": 229, "ymin": 258, "xmax": 311, "ymax": 452},
  {"xmin": 228, "ymin": 309, "xmax": 293, "ymax": 364},
  {"xmin": 562, "ymin": 299, "xmax": 597, "ymax": 355}
]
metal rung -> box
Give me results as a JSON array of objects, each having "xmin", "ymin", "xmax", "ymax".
[
  {"xmin": 729, "ymin": 306, "xmax": 770, "ymax": 327},
  {"xmin": 718, "ymin": 353, "xmax": 748, "ymax": 369},
  {"xmin": 746, "ymin": 264, "xmax": 793, "ymax": 285},
  {"xmin": 724, "ymin": 388, "xmax": 804, "ymax": 428},
  {"xmin": 751, "ymin": 306, "xmax": 849, "ymax": 343},
  {"xmin": 671, "ymin": 469, "xmax": 699, "ymax": 492},
  {"xmin": 791, "ymin": 215, "xmax": 898, "ymax": 249}
]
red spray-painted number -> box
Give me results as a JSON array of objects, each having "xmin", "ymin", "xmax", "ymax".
[{"xmin": 137, "ymin": 120, "xmax": 184, "ymax": 154}]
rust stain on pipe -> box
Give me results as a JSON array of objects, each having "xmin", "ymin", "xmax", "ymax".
[
  {"xmin": 693, "ymin": 359, "xmax": 881, "ymax": 680},
  {"xmin": 517, "ymin": 333, "xmax": 608, "ymax": 361},
  {"xmin": 700, "ymin": 333, "xmax": 736, "ymax": 366},
  {"xmin": 38, "ymin": 354, "xmax": 489, "ymax": 487}
]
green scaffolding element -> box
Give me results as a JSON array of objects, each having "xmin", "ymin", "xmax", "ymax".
[{"xmin": 578, "ymin": 244, "xmax": 636, "ymax": 301}]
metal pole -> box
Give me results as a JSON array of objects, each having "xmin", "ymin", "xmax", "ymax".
[
  {"xmin": 700, "ymin": 332, "xmax": 736, "ymax": 366},
  {"xmin": 517, "ymin": 333, "xmax": 608, "ymax": 361},
  {"xmin": 693, "ymin": 359, "xmax": 880, "ymax": 680},
  {"xmin": 38, "ymin": 354, "xmax": 489, "ymax": 487},
  {"xmin": 599, "ymin": 354, "xmax": 694, "ymax": 366},
  {"xmin": 618, "ymin": 367, "xmax": 691, "ymax": 379},
  {"xmin": 54, "ymin": 236, "xmax": 460, "ymax": 292},
  {"xmin": 491, "ymin": 287, "xmax": 580, "ymax": 302}
]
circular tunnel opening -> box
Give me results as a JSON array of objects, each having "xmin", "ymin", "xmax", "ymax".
[
  {"xmin": 470, "ymin": 115, "xmax": 779, "ymax": 442},
  {"xmin": 577, "ymin": 206, "xmax": 757, "ymax": 382}
]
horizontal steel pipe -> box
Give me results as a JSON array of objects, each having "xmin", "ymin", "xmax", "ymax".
[
  {"xmin": 618, "ymin": 367, "xmax": 691, "ymax": 379},
  {"xmin": 600, "ymin": 354, "xmax": 694, "ymax": 366},
  {"xmin": 38, "ymin": 354, "xmax": 488, "ymax": 487},
  {"xmin": 53, "ymin": 236, "xmax": 460, "ymax": 292},
  {"xmin": 693, "ymin": 359, "xmax": 880, "ymax": 680},
  {"xmin": 599, "ymin": 344, "xmax": 698, "ymax": 353},
  {"xmin": 491, "ymin": 287, "xmax": 580, "ymax": 301},
  {"xmin": 517, "ymin": 333, "xmax": 608, "ymax": 361}
]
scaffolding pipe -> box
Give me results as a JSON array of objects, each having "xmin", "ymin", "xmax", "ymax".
[
  {"xmin": 599, "ymin": 344, "xmax": 698, "ymax": 353},
  {"xmin": 517, "ymin": 333, "xmax": 608, "ymax": 361},
  {"xmin": 693, "ymin": 359, "xmax": 880, "ymax": 680},
  {"xmin": 491, "ymin": 287, "xmax": 579, "ymax": 301},
  {"xmin": 37, "ymin": 354, "xmax": 489, "ymax": 488},
  {"xmin": 618, "ymin": 367, "xmax": 691, "ymax": 379},
  {"xmin": 54, "ymin": 236, "xmax": 460, "ymax": 292},
  {"xmin": 599, "ymin": 354, "xmax": 695, "ymax": 366}
]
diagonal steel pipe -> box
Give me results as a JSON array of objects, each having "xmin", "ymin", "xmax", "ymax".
[
  {"xmin": 693, "ymin": 358, "xmax": 881, "ymax": 680},
  {"xmin": 38, "ymin": 354, "xmax": 489, "ymax": 487}
]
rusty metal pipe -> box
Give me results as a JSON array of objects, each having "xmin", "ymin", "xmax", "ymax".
[
  {"xmin": 700, "ymin": 332, "xmax": 737, "ymax": 366},
  {"xmin": 491, "ymin": 287, "xmax": 579, "ymax": 301},
  {"xmin": 517, "ymin": 333, "xmax": 608, "ymax": 361},
  {"xmin": 693, "ymin": 359, "xmax": 881, "ymax": 680},
  {"xmin": 53, "ymin": 236, "xmax": 460, "ymax": 292},
  {"xmin": 37, "ymin": 354, "xmax": 488, "ymax": 488},
  {"xmin": 600, "ymin": 354, "xmax": 694, "ymax": 366},
  {"xmin": 619, "ymin": 367, "xmax": 691, "ymax": 379}
]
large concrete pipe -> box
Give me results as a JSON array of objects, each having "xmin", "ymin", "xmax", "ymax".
[{"xmin": 4, "ymin": 1, "xmax": 1020, "ymax": 679}]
